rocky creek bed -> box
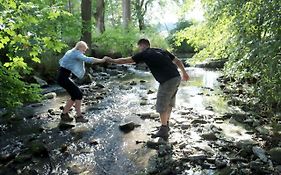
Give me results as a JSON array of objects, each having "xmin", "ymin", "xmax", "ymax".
[{"xmin": 0, "ymin": 65, "xmax": 280, "ymax": 175}]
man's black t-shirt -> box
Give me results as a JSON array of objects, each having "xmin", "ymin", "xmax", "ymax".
[{"xmin": 132, "ymin": 48, "xmax": 180, "ymax": 84}]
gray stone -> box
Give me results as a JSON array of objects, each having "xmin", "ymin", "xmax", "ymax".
[
  {"xmin": 191, "ymin": 119, "xmax": 208, "ymax": 124},
  {"xmin": 201, "ymin": 132, "xmax": 218, "ymax": 141},
  {"xmin": 119, "ymin": 121, "xmax": 140, "ymax": 133},
  {"xmin": 43, "ymin": 92, "xmax": 56, "ymax": 100},
  {"xmin": 252, "ymin": 146, "xmax": 268, "ymax": 163},
  {"xmin": 33, "ymin": 76, "xmax": 48, "ymax": 87},
  {"xmin": 185, "ymin": 153, "xmax": 207, "ymax": 161},
  {"xmin": 58, "ymin": 122, "xmax": 75, "ymax": 130},
  {"xmin": 269, "ymin": 147, "xmax": 281, "ymax": 164}
]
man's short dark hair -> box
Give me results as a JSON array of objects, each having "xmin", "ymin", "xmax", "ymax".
[{"xmin": 137, "ymin": 38, "xmax": 150, "ymax": 46}]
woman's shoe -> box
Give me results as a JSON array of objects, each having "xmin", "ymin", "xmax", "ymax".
[{"xmin": 60, "ymin": 113, "xmax": 74, "ymax": 122}]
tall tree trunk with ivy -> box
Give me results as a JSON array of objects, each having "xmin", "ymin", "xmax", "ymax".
[
  {"xmin": 122, "ymin": 0, "xmax": 131, "ymax": 29},
  {"xmin": 81, "ymin": 0, "xmax": 92, "ymax": 53},
  {"xmin": 94, "ymin": 0, "xmax": 105, "ymax": 33}
]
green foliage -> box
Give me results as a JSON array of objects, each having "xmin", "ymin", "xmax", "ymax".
[
  {"xmin": 0, "ymin": 63, "xmax": 41, "ymax": 108},
  {"xmin": 167, "ymin": 20, "xmax": 195, "ymax": 53},
  {"xmin": 176, "ymin": 0, "xmax": 281, "ymax": 107},
  {"xmin": 0, "ymin": 1, "xmax": 74, "ymax": 108},
  {"xmin": 93, "ymin": 26, "xmax": 169, "ymax": 56}
]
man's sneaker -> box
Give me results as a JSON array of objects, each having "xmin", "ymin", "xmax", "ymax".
[
  {"xmin": 151, "ymin": 125, "xmax": 169, "ymax": 140},
  {"xmin": 60, "ymin": 113, "xmax": 73, "ymax": 122},
  {"xmin": 75, "ymin": 115, "xmax": 89, "ymax": 123}
]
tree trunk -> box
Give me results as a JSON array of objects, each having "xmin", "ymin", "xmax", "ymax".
[
  {"xmin": 122, "ymin": 0, "xmax": 131, "ymax": 29},
  {"xmin": 68, "ymin": 0, "xmax": 72, "ymax": 13},
  {"xmin": 94, "ymin": 0, "xmax": 105, "ymax": 33},
  {"xmin": 81, "ymin": 0, "xmax": 92, "ymax": 53}
]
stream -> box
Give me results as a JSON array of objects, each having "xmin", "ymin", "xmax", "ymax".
[{"xmin": 0, "ymin": 65, "xmax": 277, "ymax": 175}]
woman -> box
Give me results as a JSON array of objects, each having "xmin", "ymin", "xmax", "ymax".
[{"xmin": 57, "ymin": 41, "xmax": 105, "ymax": 123}]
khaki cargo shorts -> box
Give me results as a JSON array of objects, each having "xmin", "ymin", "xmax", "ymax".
[{"xmin": 156, "ymin": 76, "xmax": 181, "ymax": 113}]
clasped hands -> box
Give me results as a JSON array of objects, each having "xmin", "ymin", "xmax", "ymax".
[{"xmin": 102, "ymin": 56, "xmax": 115, "ymax": 63}]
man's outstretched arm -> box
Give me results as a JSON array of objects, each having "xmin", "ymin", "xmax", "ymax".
[
  {"xmin": 105, "ymin": 56, "xmax": 135, "ymax": 64},
  {"xmin": 173, "ymin": 57, "xmax": 190, "ymax": 81}
]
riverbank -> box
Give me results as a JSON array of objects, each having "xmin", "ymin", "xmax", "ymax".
[{"xmin": 0, "ymin": 65, "xmax": 280, "ymax": 175}]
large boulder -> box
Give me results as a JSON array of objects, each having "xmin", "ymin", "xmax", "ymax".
[{"xmin": 269, "ymin": 147, "xmax": 281, "ymax": 164}]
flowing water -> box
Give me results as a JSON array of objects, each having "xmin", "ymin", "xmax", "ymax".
[{"xmin": 0, "ymin": 66, "xmax": 254, "ymax": 175}]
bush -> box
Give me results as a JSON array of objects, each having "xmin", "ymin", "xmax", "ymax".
[{"xmin": 92, "ymin": 26, "xmax": 169, "ymax": 57}]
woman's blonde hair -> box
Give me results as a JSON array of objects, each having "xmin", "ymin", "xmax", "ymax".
[{"xmin": 74, "ymin": 41, "xmax": 88, "ymax": 50}]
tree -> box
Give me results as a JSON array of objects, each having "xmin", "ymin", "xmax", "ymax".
[
  {"xmin": 176, "ymin": 0, "xmax": 281, "ymax": 107},
  {"xmin": 132, "ymin": 0, "xmax": 153, "ymax": 30},
  {"xmin": 122, "ymin": 0, "xmax": 131, "ymax": 28},
  {"xmin": 94, "ymin": 0, "xmax": 105, "ymax": 33},
  {"xmin": 81, "ymin": 0, "xmax": 92, "ymax": 53}
]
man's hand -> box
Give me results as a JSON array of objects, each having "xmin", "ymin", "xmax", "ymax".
[
  {"xmin": 181, "ymin": 72, "xmax": 190, "ymax": 81},
  {"xmin": 103, "ymin": 56, "xmax": 114, "ymax": 63}
]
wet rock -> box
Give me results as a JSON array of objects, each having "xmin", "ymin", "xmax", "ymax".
[
  {"xmin": 178, "ymin": 110, "xmax": 191, "ymax": 115},
  {"xmin": 89, "ymin": 139, "xmax": 99, "ymax": 145},
  {"xmin": 0, "ymin": 153, "xmax": 15, "ymax": 164},
  {"xmin": 33, "ymin": 76, "xmax": 48, "ymax": 87},
  {"xmin": 28, "ymin": 140, "xmax": 49, "ymax": 157},
  {"xmin": 146, "ymin": 140, "xmax": 163, "ymax": 150},
  {"xmin": 30, "ymin": 103, "xmax": 44, "ymax": 108},
  {"xmin": 159, "ymin": 168, "xmax": 173, "ymax": 175},
  {"xmin": 184, "ymin": 153, "xmax": 207, "ymax": 161},
  {"xmin": 95, "ymin": 95, "xmax": 104, "ymax": 100},
  {"xmin": 68, "ymin": 164, "xmax": 89, "ymax": 174},
  {"xmin": 147, "ymin": 89, "xmax": 155, "ymax": 94},
  {"xmin": 158, "ymin": 144, "xmax": 172, "ymax": 157},
  {"xmin": 201, "ymin": 132, "xmax": 218, "ymax": 141},
  {"xmin": 235, "ymin": 139, "xmax": 258, "ymax": 149},
  {"xmin": 276, "ymin": 165, "xmax": 281, "ymax": 173},
  {"xmin": 43, "ymin": 92, "xmax": 56, "ymax": 100},
  {"xmin": 206, "ymin": 106, "xmax": 213, "ymax": 111},
  {"xmin": 181, "ymin": 123, "xmax": 190, "ymax": 130},
  {"xmin": 217, "ymin": 167, "xmax": 235, "ymax": 175},
  {"xmin": 95, "ymin": 83, "xmax": 105, "ymax": 89},
  {"xmin": 269, "ymin": 147, "xmax": 281, "ymax": 164},
  {"xmin": 140, "ymin": 100, "xmax": 148, "ymax": 106},
  {"xmin": 119, "ymin": 122, "xmax": 140, "ymax": 133},
  {"xmin": 249, "ymin": 160, "xmax": 270, "ymax": 175},
  {"xmin": 14, "ymin": 152, "xmax": 32, "ymax": 163},
  {"xmin": 252, "ymin": 146, "xmax": 268, "ymax": 163},
  {"xmin": 58, "ymin": 122, "xmax": 75, "ymax": 130},
  {"xmin": 129, "ymin": 81, "xmax": 137, "ymax": 86},
  {"xmin": 215, "ymin": 159, "xmax": 228, "ymax": 169},
  {"xmin": 71, "ymin": 126, "xmax": 91, "ymax": 135},
  {"xmin": 230, "ymin": 157, "xmax": 248, "ymax": 163},
  {"xmin": 60, "ymin": 144, "xmax": 68, "ymax": 153},
  {"xmin": 256, "ymin": 126, "xmax": 271, "ymax": 136},
  {"xmin": 222, "ymin": 112, "xmax": 248, "ymax": 122},
  {"xmin": 191, "ymin": 119, "xmax": 208, "ymax": 125},
  {"xmin": 138, "ymin": 112, "xmax": 159, "ymax": 120},
  {"xmin": 76, "ymin": 73, "xmax": 93, "ymax": 84},
  {"xmin": 48, "ymin": 108, "xmax": 55, "ymax": 115}
]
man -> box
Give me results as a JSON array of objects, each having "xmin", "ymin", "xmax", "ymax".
[{"xmin": 106, "ymin": 38, "xmax": 189, "ymax": 139}]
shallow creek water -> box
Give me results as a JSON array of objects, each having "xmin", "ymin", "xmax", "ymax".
[{"xmin": 0, "ymin": 66, "xmax": 255, "ymax": 175}]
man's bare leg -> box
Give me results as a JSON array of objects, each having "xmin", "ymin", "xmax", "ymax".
[{"xmin": 167, "ymin": 106, "xmax": 172, "ymax": 125}]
